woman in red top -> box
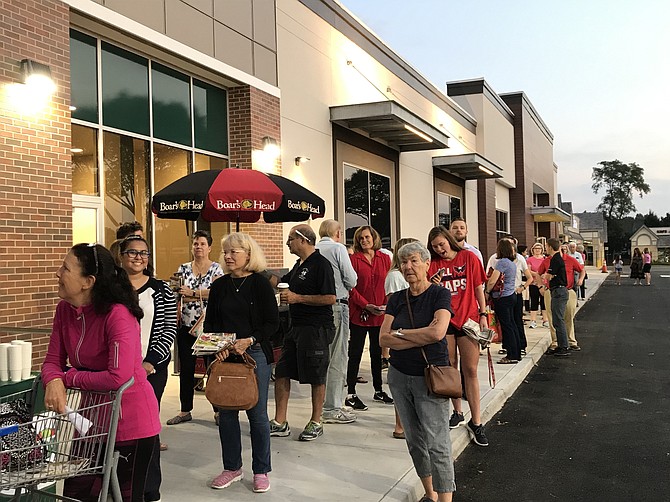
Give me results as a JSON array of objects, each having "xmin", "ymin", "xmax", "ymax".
[
  {"xmin": 345, "ymin": 225, "xmax": 393, "ymax": 411},
  {"xmin": 427, "ymin": 226, "xmax": 490, "ymax": 447}
]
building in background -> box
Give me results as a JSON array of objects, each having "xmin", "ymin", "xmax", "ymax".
[
  {"xmin": 577, "ymin": 211, "xmax": 608, "ymax": 267},
  {"xmin": 629, "ymin": 225, "xmax": 670, "ymax": 263}
]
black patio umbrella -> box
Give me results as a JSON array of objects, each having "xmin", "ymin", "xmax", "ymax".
[{"xmin": 151, "ymin": 169, "xmax": 325, "ymax": 230}]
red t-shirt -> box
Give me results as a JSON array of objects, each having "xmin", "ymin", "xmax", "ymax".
[
  {"xmin": 428, "ymin": 250, "xmax": 486, "ymax": 329},
  {"xmin": 537, "ymin": 254, "xmax": 584, "ymax": 289}
]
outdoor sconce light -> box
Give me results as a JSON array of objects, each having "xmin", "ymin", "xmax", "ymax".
[
  {"xmin": 21, "ymin": 59, "xmax": 56, "ymax": 96},
  {"xmin": 295, "ymin": 156, "xmax": 310, "ymax": 166},
  {"xmin": 262, "ymin": 136, "xmax": 280, "ymax": 158}
]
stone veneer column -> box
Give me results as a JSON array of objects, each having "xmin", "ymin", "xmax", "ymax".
[
  {"xmin": 0, "ymin": 0, "xmax": 71, "ymax": 363},
  {"xmin": 227, "ymin": 85, "xmax": 283, "ymax": 268}
]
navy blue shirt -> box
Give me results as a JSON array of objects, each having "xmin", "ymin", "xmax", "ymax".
[{"xmin": 386, "ymin": 284, "xmax": 452, "ymax": 376}]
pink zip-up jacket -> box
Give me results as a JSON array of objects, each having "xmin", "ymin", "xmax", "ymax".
[{"xmin": 42, "ymin": 301, "xmax": 161, "ymax": 442}]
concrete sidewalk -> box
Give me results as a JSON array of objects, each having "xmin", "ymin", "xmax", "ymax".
[{"xmin": 157, "ymin": 267, "xmax": 607, "ymax": 502}]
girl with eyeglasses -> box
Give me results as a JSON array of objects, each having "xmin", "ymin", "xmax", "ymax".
[
  {"xmin": 42, "ymin": 243, "xmax": 161, "ymax": 501},
  {"xmin": 120, "ymin": 235, "xmax": 177, "ymax": 502}
]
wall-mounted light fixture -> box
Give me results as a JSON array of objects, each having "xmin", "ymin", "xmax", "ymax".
[
  {"xmin": 21, "ymin": 59, "xmax": 56, "ymax": 96},
  {"xmin": 262, "ymin": 136, "xmax": 280, "ymax": 158},
  {"xmin": 294, "ymin": 156, "xmax": 310, "ymax": 167}
]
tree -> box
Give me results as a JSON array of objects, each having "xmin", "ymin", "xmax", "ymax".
[{"xmin": 591, "ymin": 160, "xmax": 650, "ymax": 220}]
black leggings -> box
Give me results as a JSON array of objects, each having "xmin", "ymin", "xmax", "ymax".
[
  {"xmin": 347, "ymin": 324, "xmax": 382, "ymax": 394},
  {"xmin": 529, "ymin": 285, "xmax": 545, "ymax": 311}
]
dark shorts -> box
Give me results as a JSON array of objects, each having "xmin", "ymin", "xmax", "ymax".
[
  {"xmin": 642, "ymin": 263, "xmax": 651, "ymax": 273},
  {"xmin": 447, "ymin": 324, "xmax": 467, "ymax": 338},
  {"xmin": 274, "ymin": 325, "xmax": 334, "ymax": 385}
]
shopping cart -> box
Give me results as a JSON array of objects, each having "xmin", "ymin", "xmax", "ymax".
[{"xmin": 0, "ymin": 375, "xmax": 133, "ymax": 501}]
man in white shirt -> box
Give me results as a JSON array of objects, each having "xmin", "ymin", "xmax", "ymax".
[
  {"xmin": 568, "ymin": 242, "xmax": 585, "ymax": 300},
  {"xmin": 315, "ymin": 219, "xmax": 358, "ymax": 424},
  {"xmin": 449, "ymin": 218, "xmax": 484, "ymax": 266}
]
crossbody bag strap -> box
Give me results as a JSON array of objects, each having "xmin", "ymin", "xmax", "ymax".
[{"xmin": 406, "ymin": 289, "xmax": 429, "ymax": 366}]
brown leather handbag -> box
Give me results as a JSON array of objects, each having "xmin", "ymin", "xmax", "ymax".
[
  {"xmin": 420, "ymin": 348, "xmax": 462, "ymax": 399},
  {"xmin": 205, "ymin": 352, "xmax": 259, "ymax": 410}
]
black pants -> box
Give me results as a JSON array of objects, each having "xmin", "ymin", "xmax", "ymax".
[
  {"xmin": 64, "ymin": 435, "xmax": 158, "ymax": 502},
  {"xmin": 514, "ymin": 293, "xmax": 527, "ymax": 350},
  {"xmin": 176, "ymin": 326, "xmax": 214, "ymax": 412},
  {"xmin": 347, "ymin": 324, "xmax": 382, "ymax": 394},
  {"xmin": 145, "ymin": 368, "xmax": 168, "ymax": 501}
]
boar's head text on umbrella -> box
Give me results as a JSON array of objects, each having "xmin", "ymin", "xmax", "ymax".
[{"xmin": 151, "ymin": 169, "xmax": 325, "ymax": 230}]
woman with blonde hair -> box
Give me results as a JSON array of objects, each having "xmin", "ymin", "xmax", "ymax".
[{"xmin": 204, "ymin": 232, "xmax": 279, "ymax": 493}]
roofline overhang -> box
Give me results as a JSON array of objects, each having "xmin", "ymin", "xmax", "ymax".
[
  {"xmin": 330, "ymin": 101, "xmax": 449, "ymax": 152},
  {"xmin": 530, "ymin": 206, "xmax": 571, "ymax": 223},
  {"xmin": 432, "ymin": 153, "xmax": 504, "ymax": 180}
]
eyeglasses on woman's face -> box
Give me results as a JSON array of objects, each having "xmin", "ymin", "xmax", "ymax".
[
  {"xmin": 121, "ymin": 249, "xmax": 151, "ymax": 259},
  {"xmin": 222, "ymin": 248, "xmax": 246, "ymax": 257}
]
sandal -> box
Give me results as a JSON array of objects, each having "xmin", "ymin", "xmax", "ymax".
[
  {"xmin": 159, "ymin": 442, "xmax": 168, "ymax": 451},
  {"xmin": 497, "ymin": 357, "xmax": 519, "ymax": 365},
  {"xmin": 166, "ymin": 412, "xmax": 192, "ymax": 425},
  {"xmin": 392, "ymin": 431, "xmax": 405, "ymax": 439},
  {"xmin": 356, "ymin": 376, "xmax": 368, "ymax": 384}
]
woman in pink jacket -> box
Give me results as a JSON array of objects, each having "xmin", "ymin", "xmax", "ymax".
[
  {"xmin": 345, "ymin": 225, "xmax": 393, "ymax": 412},
  {"xmin": 42, "ymin": 243, "xmax": 161, "ymax": 502}
]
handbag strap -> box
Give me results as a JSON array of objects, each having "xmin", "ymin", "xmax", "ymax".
[{"xmin": 206, "ymin": 351, "xmax": 258, "ymax": 376}]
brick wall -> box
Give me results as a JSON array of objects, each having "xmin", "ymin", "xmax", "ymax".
[
  {"xmin": 228, "ymin": 85, "xmax": 284, "ymax": 268},
  {"xmin": 0, "ymin": 0, "xmax": 71, "ymax": 366}
]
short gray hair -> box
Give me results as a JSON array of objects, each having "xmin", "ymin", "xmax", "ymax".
[{"xmin": 397, "ymin": 241, "xmax": 430, "ymax": 262}]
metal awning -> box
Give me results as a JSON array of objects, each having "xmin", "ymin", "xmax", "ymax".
[
  {"xmin": 432, "ymin": 153, "xmax": 504, "ymax": 180},
  {"xmin": 531, "ymin": 206, "xmax": 571, "ymax": 222},
  {"xmin": 330, "ymin": 101, "xmax": 449, "ymax": 151}
]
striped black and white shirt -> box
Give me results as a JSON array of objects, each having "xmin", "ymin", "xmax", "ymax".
[{"xmin": 137, "ymin": 277, "xmax": 178, "ymax": 371}]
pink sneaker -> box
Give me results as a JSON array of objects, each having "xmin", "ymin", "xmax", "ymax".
[
  {"xmin": 253, "ymin": 473, "xmax": 270, "ymax": 493},
  {"xmin": 211, "ymin": 469, "xmax": 243, "ymax": 489}
]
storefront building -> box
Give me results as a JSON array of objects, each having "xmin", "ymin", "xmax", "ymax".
[{"xmin": 1, "ymin": 0, "xmax": 563, "ymax": 360}]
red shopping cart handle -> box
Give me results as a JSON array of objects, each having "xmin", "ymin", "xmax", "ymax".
[{"xmin": 0, "ymin": 424, "xmax": 19, "ymax": 437}]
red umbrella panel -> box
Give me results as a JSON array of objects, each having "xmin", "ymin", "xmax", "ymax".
[{"xmin": 151, "ymin": 169, "xmax": 325, "ymax": 226}]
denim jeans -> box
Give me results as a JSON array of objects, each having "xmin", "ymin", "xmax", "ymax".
[
  {"xmin": 550, "ymin": 287, "xmax": 569, "ymax": 349},
  {"xmin": 324, "ymin": 303, "xmax": 349, "ymax": 411},
  {"xmin": 493, "ymin": 294, "xmax": 521, "ymax": 360},
  {"xmin": 387, "ymin": 366, "xmax": 455, "ymax": 494},
  {"xmin": 218, "ymin": 346, "xmax": 271, "ymax": 474},
  {"xmin": 514, "ymin": 293, "xmax": 527, "ymax": 350}
]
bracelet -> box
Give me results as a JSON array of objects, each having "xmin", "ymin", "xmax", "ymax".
[{"xmin": 479, "ymin": 312, "xmax": 487, "ymax": 317}]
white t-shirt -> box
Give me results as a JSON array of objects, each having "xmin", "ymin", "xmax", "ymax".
[{"xmin": 384, "ymin": 269, "xmax": 408, "ymax": 296}]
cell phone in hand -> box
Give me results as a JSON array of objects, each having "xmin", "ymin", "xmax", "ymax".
[{"xmin": 430, "ymin": 268, "xmax": 446, "ymax": 281}]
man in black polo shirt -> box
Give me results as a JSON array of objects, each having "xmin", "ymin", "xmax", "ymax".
[
  {"xmin": 542, "ymin": 238, "xmax": 570, "ymax": 357},
  {"xmin": 270, "ymin": 224, "xmax": 336, "ymax": 441}
]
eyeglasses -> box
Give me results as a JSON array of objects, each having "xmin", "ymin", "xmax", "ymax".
[
  {"xmin": 121, "ymin": 249, "xmax": 151, "ymax": 259},
  {"xmin": 222, "ymin": 248, "xmax": 245, "ymax": 256},
  {"xmin": 87, "ymin": 243, "xmax": 99, "ymax": 276}
]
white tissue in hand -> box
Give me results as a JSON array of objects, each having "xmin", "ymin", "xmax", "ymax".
[{"xmin": 65, "ymin": 406, "xmax": 92, "ymax": 436}]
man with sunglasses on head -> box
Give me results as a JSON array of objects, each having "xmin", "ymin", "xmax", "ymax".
[{"xmin": 270, "ymin": 224, "xmax": 336, "ymax": 442}]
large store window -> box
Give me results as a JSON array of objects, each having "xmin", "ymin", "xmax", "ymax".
[
  {"xmin": 496, "ymin": 210, "xmax": 509, "ymax": 242},
  {"xmin": 343, "ymin": 164, "xmax": 391, "ymax": 249},
  {"xmin": 70, "ymin": 30, "xmax": 229, "ymax": 277},
  {"xmin": 103, "ymin": 132, "xmax": 150, "ymax": 245},
  {"xmin": 436, "ymin": 192, "xmax": 461, "ymax": 228}
]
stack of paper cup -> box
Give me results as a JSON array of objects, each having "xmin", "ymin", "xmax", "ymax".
[
  {"xmin": 0, "ymin": 343, "xmax": 10, "ymax": 381},
  {"xmin": 8, "ymin": 343, "xmax": 23, "ymax": 382},
  {"xmin": 21, "ymin": 342, "xmax": 32, "ymax": 379}
]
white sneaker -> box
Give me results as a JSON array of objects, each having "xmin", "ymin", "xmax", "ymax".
[
  {"xmin": 542, "ymin": 321, "xmax": 550, "ymax": 328},
  {"xmin": 528, "ymin": 321, "xmax": 537, "ymax": 329},
  {"xmin": 322, "ymin": 408, "xmax": 356, "ymax": 424}
]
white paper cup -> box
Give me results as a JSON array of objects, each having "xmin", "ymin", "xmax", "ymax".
[
  {"xmin": 21, "ymin": 342, "xmax": 32, "ymax": 379},
  {"xmin": 277, "ymin": 283, "xmax": 289, "ymax": 305},
  {"xmin": 0, "ymin": 369, "xmax": 8, "ymax": 382},
  {"xmin": 8, "ymin": 344, "xmax": 23, "ymax": 380},
  {"xmin": 0, "ymin": 343, "xmax": 10, "ymax": 372}
]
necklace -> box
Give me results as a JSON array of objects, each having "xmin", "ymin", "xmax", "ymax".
[{"xmin": 231, "ymin": 275, "xmax": 249, "ymax": 292}]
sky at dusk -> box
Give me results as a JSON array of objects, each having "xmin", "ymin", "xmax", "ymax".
[{"xmin": 341, "ymin": 0, "xmax": 670, "ymax": 217}]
